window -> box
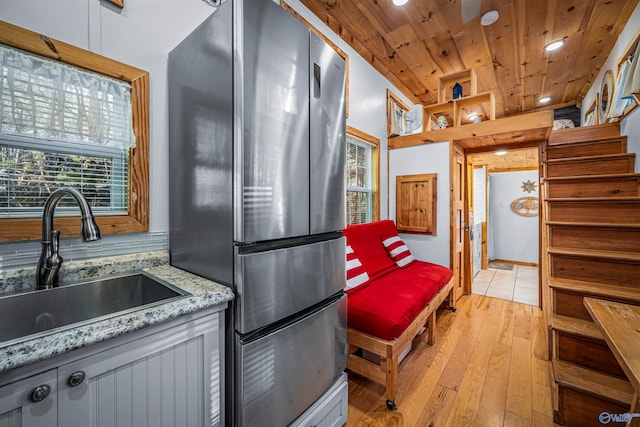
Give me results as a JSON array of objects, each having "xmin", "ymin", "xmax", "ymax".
[
  {"xmin": 1, "ymin": 44, "xmax": 133, "ymax": 216},
  {"xmin": 387, "ymin": 89, "xmax": 410, "ymax": 137},
  {"xmin": 0, "ymin": 20, "xmax": 149, "ymax": 242},
  {"xmin": 346, "ymin": 126, "xmax": 379, "ymax": 225}
]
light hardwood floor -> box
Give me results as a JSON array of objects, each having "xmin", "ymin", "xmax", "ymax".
[{"xmin": 345, "ymin": 294, "xmax": 560, "ymax": 426}]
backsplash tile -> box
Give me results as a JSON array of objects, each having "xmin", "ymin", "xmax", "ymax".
[{"xmin": 0, "ymin": 232, "xmax": 168, "ymax": 270}]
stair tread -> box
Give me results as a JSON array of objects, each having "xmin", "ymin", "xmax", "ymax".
[
  {"xmin": 548, "ymin": 247, "xmax": 640, "ymax": 262},
  {"xmin": 544, "ymin": 153, "xmax": 635, "ymax": 164},
  {"xmin": 546, "ymin": 196, "xmax": 640, "ymax": 202},
  {"xmin": 548, "ymin": 123, "xmax": 621, "ymax": 145},
  {"xmin": 552, "ymin": 314, "xmax": 603, "ymax": 340},
  {"xmin": 549, "ymin": 278, "xmax": 640, "ymax": 304},
  {"xmin": 546, "ymin": 221, "xmax": 640, "ymax": 229},
  {"xmin": 547, "ymin": 135, "xmax": 627, "ymax": 147},
  {"xmin": 544, "ymin": 173, "xmax": 640, "ymax": 182},
  {"xmin": 553, "ymin": 360, "xmax": 634, "ymax": 405}
]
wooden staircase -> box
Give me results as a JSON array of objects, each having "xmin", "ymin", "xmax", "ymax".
[{"xmin": 542, "ymin": 123, "xmax": 640, "ymax": 426}]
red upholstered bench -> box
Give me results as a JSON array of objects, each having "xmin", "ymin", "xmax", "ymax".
[{"xmin": 344, "ymin": 220, "xmax": 455, "ymax": 409}]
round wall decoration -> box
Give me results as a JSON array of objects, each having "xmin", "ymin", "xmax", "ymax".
[
  {"xmin": 511, "ymin": 196, "xmax": 538, "ymax": 217},
  {"xmin": 599, "ymin": 69, "xmax": 614, "ymax": 124}
]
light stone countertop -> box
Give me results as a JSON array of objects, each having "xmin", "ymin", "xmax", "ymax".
[{"xmin": 0, "ymin": 251, "xmax": 234, "ymax": 374}]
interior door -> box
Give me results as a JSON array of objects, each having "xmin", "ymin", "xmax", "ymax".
[{"xmin": 451, "ymin": 144, "xmax": 466, "ymax": 301}]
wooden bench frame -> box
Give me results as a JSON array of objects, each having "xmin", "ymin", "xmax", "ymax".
[{"xmin": 346, "ymin": 277, "xmax": 455, "ymax": 409}]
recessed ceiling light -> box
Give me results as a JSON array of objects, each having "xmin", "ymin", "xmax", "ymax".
[
  {"xmin": 495, "ymin": 150, "xmax": 508, "ymax": 156},
  {"xmin": 481, "ymin": 10, "xmax": 499, "ymax": 26},
  {"xmin": 544, "ymin": 39, "xmax": 565, "ymax": 52},
  {"xmin": 392, "ymin": 0, "xmax": 408, "ymax": 5},
  {"xmin": 539, "ymin": 96, "xmax": 552, "ymax": 104}
]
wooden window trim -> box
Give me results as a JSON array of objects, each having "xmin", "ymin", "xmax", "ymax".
[
  {"xmin": 280, "ymin": 1, "xmax": 349, "ymax": 117},
  {"xmin": 0, "ymin": 20, "xmax": 149, "ymax": 242},
  {"xmin": 387, "ymin": 89, "xmax": 411, "ymax": 137},
  {"xmin": 106, "ymin": 0, "xmax": 124, "ymax": 8},
  {"xmin": 346, "ymin": 125, "xmax": 380, "ymax": 222},
  {"xmin": 615, "ymin": 27, "xmax": 640, "ymax": 117}
]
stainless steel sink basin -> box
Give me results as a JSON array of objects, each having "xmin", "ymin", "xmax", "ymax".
[{"xmin": 0, "ymin": 272, "xmax": 189, "ymax": 346}]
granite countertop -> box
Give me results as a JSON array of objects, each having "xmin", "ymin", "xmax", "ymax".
[{"xmin": 0, "ymin": 251, "xmax": 234, "ymax": 374}]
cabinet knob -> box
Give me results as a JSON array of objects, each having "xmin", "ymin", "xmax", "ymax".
[
  {"xmin": 67, "ymin": 371, "xmax": 86, "ymax": 387},
  {"xmin": 29, "ymin": 384, "xmax": 51, "ymax": 402}
]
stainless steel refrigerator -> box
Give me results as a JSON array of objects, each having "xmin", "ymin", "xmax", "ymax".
[{"xmin": 168, "ymin": 0, "xmax": 347, "ymax": 425}]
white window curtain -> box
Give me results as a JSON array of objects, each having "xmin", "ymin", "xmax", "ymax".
[
  {"xmin": 0, "ymin": 44, "xmax": 133, "ymax": 217},
  {"xmin": 347, "ymin": 135, "xmax": 374, "ymax": 225},
  {"xmin": 389, "ymin": 97, "xmax": 400, "ymax": 137},
  {"xmin": 611, "ymin": 57, "xmax": 633, "ymax": 118},
  {"xmin": 0, "ymin": 44, "xmax": 135, "ymax": 149},
  {"xmin": 622, "ymin": 42, "xmax": 640, "ymax": 100}
]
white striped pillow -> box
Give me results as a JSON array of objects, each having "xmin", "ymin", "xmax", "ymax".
[
  {"xmin": 346, "ymin": 244, "xmax": 370, "ymax": 291},
  {"xmin": 381, "ymin": 235, "xmax": 415, "ymax": 268}
]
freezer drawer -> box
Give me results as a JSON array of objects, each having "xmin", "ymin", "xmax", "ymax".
[
  {"xmin": 236, "ymin": 294, "xmax": 347, "ymax": 427},
  {"xmin": 234, "ymin": 236, "xmax": 345, "ymax": 333}
]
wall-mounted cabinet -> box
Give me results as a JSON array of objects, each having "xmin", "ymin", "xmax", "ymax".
[{"xmin": 396, "ymin": 173, "xmax": 437, "ymax": 235}]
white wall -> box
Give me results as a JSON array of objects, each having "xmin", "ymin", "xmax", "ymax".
[
  {"xmin": 489, "ymin": 171, "xmax": 539, "ymax": 264},
  {"xmin": 622, "ymin": 108, "xmax": 640, "ymax": 172},
  {"xmin": 2, "ymin": 0, "xmax": 414, "ymax": 238},
  {"xmin": 388, "ymin": 142, "xmax": 451, "ymax": 268}
]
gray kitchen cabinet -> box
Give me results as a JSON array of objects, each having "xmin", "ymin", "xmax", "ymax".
[
  {"xmin": 0, "ymin": 308, "xmax": 223, "ymax": 427},
  {"xmin": 0, "ymin": 369, "xmax": 57, "ymax": 427}
]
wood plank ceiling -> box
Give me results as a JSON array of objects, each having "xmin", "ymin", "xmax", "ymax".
[
  {"xmin": 469, "ymin": 148, "xmax": 539, "ymax": 172},
  {"xmin": 299, "ymin": 0, "xmax": 639, "ymax": 118}
]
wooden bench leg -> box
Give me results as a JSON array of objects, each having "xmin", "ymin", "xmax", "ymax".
[
  {"xmin": 427, "ymin": 310, "xmax": 436, "ymax": 345},
  {"xmin": 383, "ymin": 354, "xmax": 399, "ymax": 410},
  {"xmin": 447, "ymin": 287, "xmax": 457, "ymax": 312}
]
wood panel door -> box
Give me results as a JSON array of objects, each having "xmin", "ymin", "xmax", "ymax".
[{"xmin": 451, "ymin": 144, "xmax": 465, "ymax": 301}]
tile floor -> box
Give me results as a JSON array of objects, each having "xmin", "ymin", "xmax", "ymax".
[{"xmin": 471, "ymin": 265, "xmax": 539, "ymax": 306}]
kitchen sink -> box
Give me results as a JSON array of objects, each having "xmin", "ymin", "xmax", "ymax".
[{"xmin": 0, "ymin": 272, "xmax": 189, "ymax": 347}]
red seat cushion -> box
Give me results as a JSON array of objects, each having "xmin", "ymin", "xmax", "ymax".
[{"xmin": 347, "ymin": 261, "xmax": 453, "ymax": 340}]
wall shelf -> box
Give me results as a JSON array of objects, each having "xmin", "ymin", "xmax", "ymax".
[
  {"xmin": 438, "ymin": 68, "xmax": 477, "ymax": 104},
  {"xmin": 424, "ymin": 92, "xmax": 495, "ymax": 131}
]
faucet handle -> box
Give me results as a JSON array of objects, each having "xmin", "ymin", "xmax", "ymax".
[{"xmin": 44, "ymin": 230, "xmax": 63, "ymax": 287}]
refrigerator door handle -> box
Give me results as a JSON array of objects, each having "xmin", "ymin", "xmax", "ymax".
[{"xmin": 313, "ymin": 63, "xmax": 321, "ymax": 99}]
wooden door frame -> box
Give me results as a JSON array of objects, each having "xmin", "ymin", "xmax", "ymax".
[
  {"xmin": 458, "ymin": 142, "xmax": 544, "ymax": 308},
  {"xmin": 450, "ymin": 143, "xmax": 466, "ymax": 301}
]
